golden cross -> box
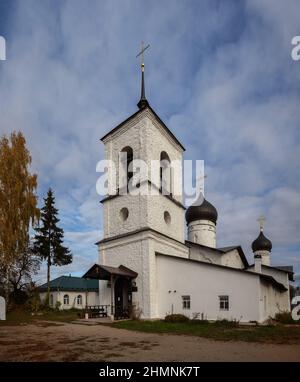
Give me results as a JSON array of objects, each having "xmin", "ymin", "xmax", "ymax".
[
  {"xmin": 136, "ymin": 41, "xmax": 150, "ymax": 71},
  {"xmin": 257, "ymin": 215, "xmax": 266, "ymax": 231}
]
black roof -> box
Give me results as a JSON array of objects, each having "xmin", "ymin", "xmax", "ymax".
[
  {"xmin": 185, "ymin": 196, "xmax": 218, "ymax": 225},
  {"xmin": 82, "ymin": 264, "xmax": 138, "ymax": 281},
  {"xmin": 251, "ymin": 230, "xmax": 272, "ymax": 252}
]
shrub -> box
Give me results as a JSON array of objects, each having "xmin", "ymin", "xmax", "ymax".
[
  {"xmin": 164, "ymin": 314, "xmax": 189, "ymax": 323},
  {"xmin": 274, "ymin": 311, "xmax": 295, "ymax": 324},
  {"xmin": 25, "ymin": 292, "xmax": 42, "ymax": 313},
  {"xmin": 190, "ymin": 319, "xmax": 209, "ymax": 325},
  {"xmin": 215, "ymin": 319, "xmax": 239, "ymax": 328}
]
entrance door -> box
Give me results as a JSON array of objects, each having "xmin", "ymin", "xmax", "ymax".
[{"xmin": 114, "ymin": 278, "xmax": 132, "ymax": 319}]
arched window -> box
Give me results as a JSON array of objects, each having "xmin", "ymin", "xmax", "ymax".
[
  {"xmin": 49, "ymin": 294, "xmax": 54, "ymax": 306},
  {"xmin": 63, "ymin": 294, "xmax": 69, "ymax": 305},
  {"xmin": 120, "ymin": 146, "xmax": 133, "ymax": 190},
  {"xmin": 160, "ymin": 151, "xmax": 171, "ymax": 195},
  {"xmin": 76, "ymin": 295, "xmax": 82, "ymax": 305}
]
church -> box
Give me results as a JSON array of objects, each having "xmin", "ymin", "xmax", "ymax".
[{"xmin": 84, "ymin": 54, "xmax": 294, "ymax": 323}]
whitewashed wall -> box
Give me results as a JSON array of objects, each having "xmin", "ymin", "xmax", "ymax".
[
  {"xmin": 0, "ymin": 296, "xmax": 5, "ymax": 320},
  {"xmin": 188, "ymin": 219, "xmax": 216, "ymax": 248},
  {"xmin": 220, "ymin": 249, "xmax": 244, "ymax": 269},
  {"xmin": 189, "ymin": 246, "xmax": 244, "ymax": 270},
  {"xmin": 247, "ymin": 264, "xmax": 291, "ymax": 313},
  {"xmin": 102, "ymin": 109, "xmax": 186, "ymax": 243},
  {"xmin": 39, "ymin": 291, "xmax": 99, "ymax": 310},
  {"xmin": 259, "ymin": 280, "xmax": 290, "ymax": 321},
  {"xmin": 98, "ymin": 230, "xmax": 189, "ymax": 318},
  {"xmin": 189, "ymin": 244, "xmax": 222, "ymax": 264},
  {"xmin": 156, "ymin": 254, "xmax": 261, "ymax": 322}
]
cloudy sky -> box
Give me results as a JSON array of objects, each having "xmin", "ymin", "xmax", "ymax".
[{"xmin": 0, "ymin": 0, "xmax": 299, "ymax": 285}]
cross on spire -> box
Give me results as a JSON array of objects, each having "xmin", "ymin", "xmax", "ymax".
[
  {"xmin": 257, "ymin": 215, "xmax": 266, "ymax": 232},
  {"xmin": 196, "ymin": 174, "xmax": 207, "ymax": 196},
  {"xmin": 136, "ymin": 41, "xmax": 150, "ymax": 109}
]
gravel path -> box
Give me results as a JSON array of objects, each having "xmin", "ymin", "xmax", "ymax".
[{"xmin": 0, "ymin": 321, "xmax": 300, "ymax": 362}]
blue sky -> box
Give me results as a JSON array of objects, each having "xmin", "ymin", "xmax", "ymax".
[{"xmin": 0, "ymin": 0, "xmax": 299, "ymax": 285}]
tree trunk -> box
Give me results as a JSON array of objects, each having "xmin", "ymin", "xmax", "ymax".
[
  {"xmin": 46, "ymin": 256, "xmax": 50, "ymax": 305},
  {"xmin": 46, "ymin": 229, "xmax": 51, "ymax": 305}
]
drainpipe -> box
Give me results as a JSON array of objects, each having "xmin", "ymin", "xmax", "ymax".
[{"xmin": 110, "ymin": 274, "xmax": 114, "ymax": 320}]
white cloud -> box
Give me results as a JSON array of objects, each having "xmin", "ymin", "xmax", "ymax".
[{"xmin": 0, "ymin": 0, "xmax": 299, "ymax": 282}]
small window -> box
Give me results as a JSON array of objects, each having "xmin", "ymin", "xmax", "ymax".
[
  {"xmin": 219, "ymin": 295, "xmax": 229, "ymax": 311},
  {"xmin": 164, "ymin": 211, "xmax": 171, "ymax": 225},
  {"xmin": 77, "ymin": 295, "xmax": 82, "ymax": 305},
  {"xmin": 120, "ymin": 207, "xmax": 129, "ymax": 221},
  {"xmin": 182, "ymin": 295, "xmax": 191, "ymax": 310},
  {"xmin": 49, "ymin": 294, "xmax": 54, "ymax": 306},
  {"xmin": 63, "ymin": 294, "xmax": 69, "ymax": 305}
]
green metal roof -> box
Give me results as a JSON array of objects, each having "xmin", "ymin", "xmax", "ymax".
[{"xmin": 38, "ymin": 276, "xmax": 99, "ymax": 292}]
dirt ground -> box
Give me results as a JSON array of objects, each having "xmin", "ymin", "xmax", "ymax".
[{"xmin": 0, "ymin": 321, "xmax": 300, "ymax": 362}]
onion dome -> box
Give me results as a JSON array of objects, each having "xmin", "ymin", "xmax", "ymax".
[
  {"xmin": 185, "ymin": 193, "xmax": 218, "ymax": 225},
  {"xmin": 251, "ymin": 230, "xmax": 272, "ymax": 252}
]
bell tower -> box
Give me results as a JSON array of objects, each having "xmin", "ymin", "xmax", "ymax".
[
  {"xmin": 99, "ymin": 44, "xmax": 186, "ymax": 244},
  {"xmin": 97, "ymin": 46, "xmax": 189, "ymax": 319}
]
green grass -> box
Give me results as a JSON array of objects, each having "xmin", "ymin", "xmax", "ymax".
[
  {"xmin": 0, "ymin": 308, "xmax": 82, "ymax": 325},
  {"xmin": 111, "ymin": 320, "xmax": 300, "ymax": 344}
]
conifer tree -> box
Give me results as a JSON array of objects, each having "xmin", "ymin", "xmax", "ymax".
[{"xmin": 33, "ymin": 189, "xmax": 72, "ymax": 302}]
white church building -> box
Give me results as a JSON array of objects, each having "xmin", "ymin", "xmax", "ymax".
[{"xmin": 84, "ymin": 59, "xmax": 293, "ymax": 323}]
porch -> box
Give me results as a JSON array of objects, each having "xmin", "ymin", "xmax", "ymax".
[{"xmin": 82, "ymin": 264, "xmax": 138, "ymax": 320}]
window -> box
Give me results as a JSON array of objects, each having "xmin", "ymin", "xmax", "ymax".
[
  {"xmin": 120, "ymin": 146, "xmax": 133, "ymax": 190},
  {"xmin": 164, "ymin": 211, "xmax": 171, "ymax": 225},
  {"xmin": 76, "ymin": 295, "xmax": 82, "ymax": 305},
  {"xmin": 49, "ymin": 294, "xmax": 54, "ymax": 306},
  {"xmin": 182, "ymin": 295, "xmax": 191, "ymax": 309},
  {"xmin": 219, "ymin": 295, "xmax": 229, "ymax": 310},
  {"xmin": 120, "ymin": 207, "xmax": 129, "ymax": 221},
  {"xmin": 160, "ymin": 151, "xmax": 171, "ymax": 195},
  {"xmin": 63, "ymin": 294, "xmax": 69, "ymax": 305}
]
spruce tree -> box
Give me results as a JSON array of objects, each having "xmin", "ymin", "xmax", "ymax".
[{"xmin": 33, "ymin": 189, "xmax": 72, "ymax": 302}]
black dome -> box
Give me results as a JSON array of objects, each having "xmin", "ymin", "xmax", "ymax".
[
  {"xmin": 186, "ymin": 195, "xmax": 218, "ymax": 225},
  {"xmin": 251, "ymin": 231, "xmax": 272, "ymax": 252}
]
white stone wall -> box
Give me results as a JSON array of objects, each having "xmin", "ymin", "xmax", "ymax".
[
  {"xmin": 102, "ymin": 109, "xmax": 184, "ymax": 201},
  {"xmin": 220, "ymin": 249, "xmax": 244, "ymax": 269},
  {"xmin": 156, "ymin": 254, "xmax": 261, "ymax": 322},
  {"xmin": 102, "ymin": 109, "xmax": 186, "ymax": 244},
  {"xmin": 103, "ymin": 189, "xmax": 185, "ymax": 243},
  {"xmin": 254, "ymin": 250, "xmax": 270, "ymax": 265},
  {"xmin": 258, "ymin": 280, "xmax": 290, "ymax": 322},
  {"xmin": 0, "ymin": 296, "xmax": 5, "ymax": 320},
  {"xmin": 189, "ymin": 246, "xmax": 244, "ymax": 270},
  {"xmin": 103, "ymin": 194, "xmax": 148, "ymax": 238},
  {"xmin": 189, "ymin": 244, "xmax": 222, "ymax": 264},
  {"xmin": 98, "ymin": 230, "xmax": 189, "ymax": 318},
  {"xmin": 39, "ymin": 291, "xmax": 99, "ymax": 310},
  {"xmin": 247, "ymin": 265, "xmax": 290, "ymax": 289},
  {"xmin": 99, "ymin": 233, "xmax": 151, "ymax": 317},
  {"xmin": 187, "ymin": 219, "xmax": 216, "ymax": 248}
]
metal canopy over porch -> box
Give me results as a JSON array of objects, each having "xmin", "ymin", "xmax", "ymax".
[
  {"xmin": 82, "ymin": 264, "xmax": 138, "ymax": 281},
  {"xmin": 82, "ymin": 264, "xmax": 138, "ymax": 319}
]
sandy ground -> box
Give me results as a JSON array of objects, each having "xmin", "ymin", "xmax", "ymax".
[{"xmin": 0, "ymin": 321, "xmax": 300, "ymax": 362}]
